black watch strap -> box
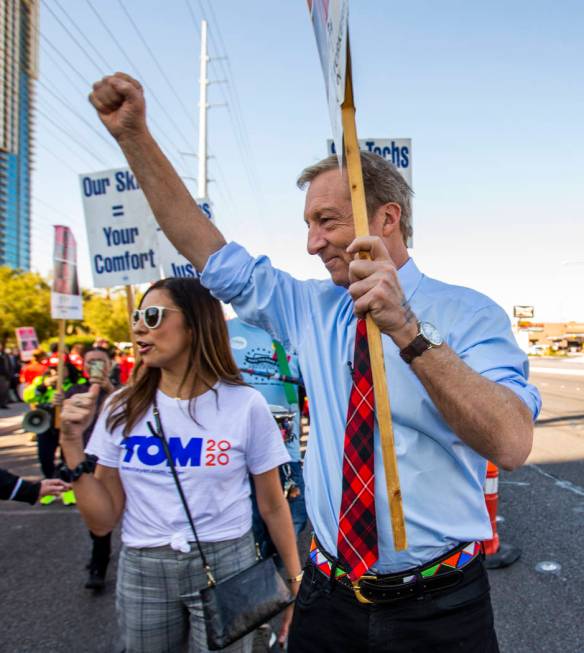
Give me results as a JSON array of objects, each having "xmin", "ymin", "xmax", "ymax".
[
  {"xmin": 58, "ymin": 458, "xmax": 96, "ymax": 482},
  {"xmin": 399, "ymin": 334, "xmax": 432, "ymax": 364}
]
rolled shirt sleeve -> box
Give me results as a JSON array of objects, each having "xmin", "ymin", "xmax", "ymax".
[{"xmin": 453, "ymin": 303, "xmax": 542, "ymax": 421}]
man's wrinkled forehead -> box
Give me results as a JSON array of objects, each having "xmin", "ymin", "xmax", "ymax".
[{"xmin": 303, "ymin": 168, "xmax": 352, "ymax": 214}]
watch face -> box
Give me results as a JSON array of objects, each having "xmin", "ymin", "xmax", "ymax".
[{"xmin": 420, "ymin": 322, "xmax": 443, "ymax": 346}]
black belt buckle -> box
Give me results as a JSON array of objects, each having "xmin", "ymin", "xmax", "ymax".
[{"xmin": 353, "ymin": 565, "xmax": 465, "ymax": 605}]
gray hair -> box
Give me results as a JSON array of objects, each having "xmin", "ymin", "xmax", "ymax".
[{"xmin": 297, "ymin": 152, "xmax": 413, "ymax": 245}]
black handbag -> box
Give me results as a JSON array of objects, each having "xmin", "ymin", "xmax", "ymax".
[{"xmin": 147, "ymin": 402, "xmax": 293, "ymax": 651}]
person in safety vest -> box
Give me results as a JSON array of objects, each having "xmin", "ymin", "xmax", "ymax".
[{"xmin": 24, "ymin": 360, "xmax": 86, "ymax": 505}]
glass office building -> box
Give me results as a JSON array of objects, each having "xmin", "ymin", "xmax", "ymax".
[{"xmin": 0, "ymin": 0, "xmax": 38, "ymax": 270}]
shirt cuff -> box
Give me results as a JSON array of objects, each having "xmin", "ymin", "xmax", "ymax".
[
  {"xmin": 498, "ymin": 377, "xmax": 542, "ymax": 421},
  {"xmin": 200, "ymin": 242, "xmax": 257, "ymax": 303}
]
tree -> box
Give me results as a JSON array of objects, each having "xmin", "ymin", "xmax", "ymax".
[
  {"xmin": 0, "ymin": 267, "xmax": 56, "ymax": 346},
  {"xmin": 82, "ymin": 292, "xmax": 131, "ymax": 343}
]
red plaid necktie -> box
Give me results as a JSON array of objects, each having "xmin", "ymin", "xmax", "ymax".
[{"xmin": 337, "ymin": 317, "xmax": 378, "ymax": 581}]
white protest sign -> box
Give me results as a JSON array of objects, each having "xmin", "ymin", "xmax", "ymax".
[
  {"xmin": 50, "ymin": 226, "xmax": 83, "ymax": 320},
  {"xmin": 156, "ymin": 198, "xmax": 214, "ymax": 278},
  {"xmin": 328, "ymin": 138, "xmax": 412, "ymax": 187},
  {"xmin": 308, "ymin": 0, "xmax": 349, "ymax": 162},
  {"xmin": 328, "ymin": 138, "xmax": 414, "ymax": 246},
  {"xmin": 79, "ymin": 168, "xmax": 160, "ymax": 288}
]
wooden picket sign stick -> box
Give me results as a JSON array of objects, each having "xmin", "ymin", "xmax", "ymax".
[
  {"xmin": 125, "ymin": 284, "xmax": 139, "ymax": 361},
  {"xmin": 54, "ymin": 319, "xmax": 66, "ymax": 429},
  {"xmin": 341, "ymin": 46, "xmax": 407, "ymax": 551}
]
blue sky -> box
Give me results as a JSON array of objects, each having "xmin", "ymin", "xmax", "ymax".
[{"xmin": 33, "ymin": 1, "xmax": 584, "ymax": 321}]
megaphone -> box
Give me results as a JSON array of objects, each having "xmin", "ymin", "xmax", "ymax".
[{"xmin": 22, "ymin": 409, "xmax": 53, "ymax": 434}]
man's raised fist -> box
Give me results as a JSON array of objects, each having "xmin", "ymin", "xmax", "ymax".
[{"xmin": 89, "ymin": 72, "xmax": 147, "ymax": 142}]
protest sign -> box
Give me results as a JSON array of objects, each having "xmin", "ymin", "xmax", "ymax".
[
  {"xmin": 328, "ymin": 137, "xmax": 414, "ymax": 246},
  {"xmin": 307, "ymin": 0, "xmax": 349, "ymax": 162},
  {"xmin": 156, "ymin": 198, "xmax": 214, "ymax": 278},
  {"xmin": 328, "ymin": 138, "xmax": 412, "ymax": 187},
  {"xmin": 15, "ymin": 327, "xmax": 39, "ymax": 362},
  {"xmin": 50, "ymin": 226, "xmax": 83, "ymax": 320},
  {"xmin": 79, "ymin": 168, "xmax": 160, "ymax": 288}
]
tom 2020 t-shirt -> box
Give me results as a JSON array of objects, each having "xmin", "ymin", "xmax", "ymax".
[{"xmin": 86, "ymin": 382, "xmax": 290, "ymax": 548}]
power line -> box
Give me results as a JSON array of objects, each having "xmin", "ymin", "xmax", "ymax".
[
  {"xmin": 42, "ymin": 0, "xmax": 104, "ymax": 75},
  {"xmin": 38, "ymin": 79, "xmax": 121, "ymax": 155},
  {"xmin": 181, "ymin": 1, "xmax": 243, "ymax": 210},
  {"xmin": 36, "ymin": 141, "xmax": 86, "ymax": 175},
  {"xmin": 36, "ymin": 105, "xmax": 110, "ymax": 167},
  {"xmin": 191, "ymin": 0, "xmax": 266, "ymax": 216},
  {"xmin": 202, "ymin": 0, "xmax": 262, "ymax": 191},
  {"xmin": 51, "ymin": 0, "xmax": 113, "ymax": 71},
  {"xmin": 37, "ymin": 5, "xmax": 189, "ymax": 176},
  {"xmin": 85, "ymin": 0, "xmax": 194, "ymax": 156},
  {"xmin": 118, "ymin": 0, "xmax": 198, "ymax": 131},
  {"xmin": 33, "ymin": 196, "xmax": 79, "ymax": 225},
  {"xmin": 182, "ymin": 0, "xmax": 201, "ymax": 37},
  {"xmin": 39, "ymin": 43, "xmax": 186, "ymax": 177},
  {"xmin": 39, "ymin": 31, "xmax": 90, "ymax": 87}
]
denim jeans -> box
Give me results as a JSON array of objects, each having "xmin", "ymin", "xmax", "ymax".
[{"xmin": 251, "ymin": 461, "xmax": 307, "ymax": 560}]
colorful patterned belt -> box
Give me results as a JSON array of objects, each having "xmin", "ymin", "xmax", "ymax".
[{"xmin": 309, "ymin": 535, "xmax": 482, "ymax": 604}]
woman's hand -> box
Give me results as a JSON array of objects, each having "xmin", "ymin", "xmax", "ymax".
[
  {"xmin": 60, "ymin": 384, "xmax": 101, "ymax": 444},
  {"xmin": 277, "ymin": 593, "xmax": 298, "ymax": 647}
]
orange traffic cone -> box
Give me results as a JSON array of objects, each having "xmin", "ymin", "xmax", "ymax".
[{"xmin": 482, "ymin": 462, "xmax": 521, "ymax": 569}]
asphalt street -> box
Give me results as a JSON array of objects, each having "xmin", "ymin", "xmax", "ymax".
[{"xmin": 1, "ymin": 356, "xmax": 583, "ymax": 652}]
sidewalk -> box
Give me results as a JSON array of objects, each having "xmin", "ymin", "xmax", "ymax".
[
  {"xmin": 0, "ymin": 402, "xmax": 39, "ymax": 480},
  {"xmin": 0, "ymin": 401, "xmax": 28, "ymax": 436}
]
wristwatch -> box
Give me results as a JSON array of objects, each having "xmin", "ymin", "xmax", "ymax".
[
  {"xmin": 399, "ymin": 321, "xmax": 443, "ymax": 364},
  {"xmin": 57, "ymin": 458, "xmax": 96, "ymax": 482}
]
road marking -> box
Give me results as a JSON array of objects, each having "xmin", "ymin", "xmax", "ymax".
[
  {"xmin": 529, "ymin": 464, "xmax": 584, "ymax": 497},
  {"xmin": 530, "ymin": 366, "xmax": 584, "ymax": 377},
  {"xmin": 535, "ymin": 561, "xmax": 562, "ymax": 574}
]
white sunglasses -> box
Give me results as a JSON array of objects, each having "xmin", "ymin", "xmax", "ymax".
[{"xmin": 131, "ymin": 306, "xmax": 181, "ymax": 329}]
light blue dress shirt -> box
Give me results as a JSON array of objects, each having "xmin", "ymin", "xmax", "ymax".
[{"xmin": 202, "ymin": 242, "xmax": 541, "ymax": 572}]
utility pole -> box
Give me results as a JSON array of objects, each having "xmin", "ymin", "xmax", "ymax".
[{"xmin": 198, "ymin": 19, "xmax": 208, "ymax": 200}]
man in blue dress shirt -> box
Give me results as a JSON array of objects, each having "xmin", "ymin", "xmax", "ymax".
[{"xmin": 89, "ymin": 73, "xmax": 541, "ymax": 652}]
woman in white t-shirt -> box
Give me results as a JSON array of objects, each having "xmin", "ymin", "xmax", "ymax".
[{"xmin": 59, "ymin": 277, "xmax": 302, "ymax": 653}]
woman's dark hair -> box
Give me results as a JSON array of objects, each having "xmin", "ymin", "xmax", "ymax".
[{"xmin": 106, "ymin": 277, "xmax": 244, "ymax": 437}]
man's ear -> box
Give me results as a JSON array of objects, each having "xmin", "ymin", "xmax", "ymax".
[{"xmin": 378, "ymin": 202, "xmax": 401, "ymax": 238}]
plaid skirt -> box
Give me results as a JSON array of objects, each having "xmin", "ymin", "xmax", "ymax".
[{"xmin": 116, "ymin": 530, "xmax": 256, "ymax": 653}]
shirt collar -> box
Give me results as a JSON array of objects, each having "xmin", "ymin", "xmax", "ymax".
[{"xmin": 397, "ymin": 257, "xmax": 423, "ymax": 302}]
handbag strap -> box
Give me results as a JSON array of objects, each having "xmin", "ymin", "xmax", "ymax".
[{"xmin": 146, "ymin": 401, "xmax": 216, "ymax": 587}]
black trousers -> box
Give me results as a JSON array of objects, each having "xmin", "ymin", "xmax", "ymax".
[
  {"xmin": 288, "ymin": 558, "xmax": 500, "ymax": 653},
  {"xmin": 37, "ymin": 427, "xmax": 60, "ymax": 479},
  {"xmin": 89, "ymin": 530, "xmax": 112, "ymax": 575}
]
